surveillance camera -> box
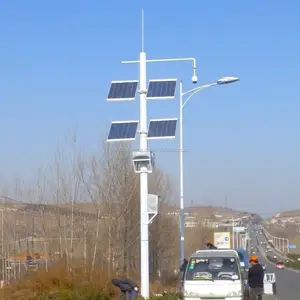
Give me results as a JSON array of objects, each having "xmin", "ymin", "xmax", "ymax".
[{"xmin": 192, "ymin": 75, "xmax": 198, "ymax": 84}]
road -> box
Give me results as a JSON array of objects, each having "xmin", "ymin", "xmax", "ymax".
[{"xmin": 250, "ymin": 227, "xmax": 300, "ymax": 300}]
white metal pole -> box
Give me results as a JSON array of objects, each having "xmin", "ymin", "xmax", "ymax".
[
  {"xmin": 1, "ymin": 210, "xmax": 3, "ymax": 281},
  {"xmin": 179, "ymin": 81, "xmax": 185, "ymax": 264},
  {"xmin": 139, "ymin": 51, "xmax": 149, "ymax": 298},
  {"xmin": 232, "ymin": 218, "xmax": 235, "ymax": 248},
  {"xmin": 280, "ymin": 238, "xmax": 282, "ymax": 252}
]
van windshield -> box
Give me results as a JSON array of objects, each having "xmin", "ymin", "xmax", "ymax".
[{"xmin": 185, "ymin": 257, "xmax": 240, "ymax": 281}]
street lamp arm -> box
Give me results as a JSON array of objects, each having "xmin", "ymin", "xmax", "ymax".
[
  {"xmin": 121, "ymin": 57, "xmax": 196, "ymax": 66},
  {"xmin": 182, "ymin": 82, "xmax": 217, "ymax": 96},
  {"xmin": 182, "ymin": 83, "xmax": 217, "ymax": 109},
  {"xmin": 146, "ymin": 58, "xmax": 196, "ymax": 76},
  {"xmin": 121, "ymin": 57, "xmax": 197, "ymax": 78}
]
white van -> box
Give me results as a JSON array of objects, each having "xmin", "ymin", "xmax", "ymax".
[{"xmin": 183, "ymin": 249, "xmax": 245, "ymax": 300}]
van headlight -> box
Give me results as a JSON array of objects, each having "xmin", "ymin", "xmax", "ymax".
[
  {"xmin": 184, "ymin": 291, "xmax": 199, "ymax": 297},
  {"xmin": 227, "ymin": 290, "xmax": 243, "ymax": 297}
]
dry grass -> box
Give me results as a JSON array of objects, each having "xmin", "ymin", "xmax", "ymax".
[
  {"xmin": 0, "ymin": 260, "xmax": 179, "ymax": 300},
  {"xmin": 1, "ymin": 262, "xmax": 115, "ymax": 300}
]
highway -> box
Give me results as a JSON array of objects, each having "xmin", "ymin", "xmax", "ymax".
[{"xmin": 250, "ymin": 226, "xmax": 300, "ymax": 300}]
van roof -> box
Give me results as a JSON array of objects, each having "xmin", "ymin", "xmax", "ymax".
[{"xmin": 190, "ymin": 249, "xmax": 239, "ymax": 258}]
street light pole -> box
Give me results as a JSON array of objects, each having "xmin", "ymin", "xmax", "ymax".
[
  {"xmin": 121, "ymin": 57, "xmax": 197, "ymax": 298},
  {"xmin": 139, "ymin": 51, "xmax": 149, "ymax": 298},
  {"xmin": 1, "ymin": 209, "xmax": 4, "ymax": 282},
  {"xmin": 179, "ymin": 77, "xmax": 239, "ymax": 262},
  {"xmin": 119, "ymin": 14, "xmax": 238, "ymax": 293},
  {"xmin": 232, "ymin": 218, "xmax": 235, "ymax": 248},
  {"xmin": 179, "ymin": 82, "xmax": 184, "ymax": 264}
]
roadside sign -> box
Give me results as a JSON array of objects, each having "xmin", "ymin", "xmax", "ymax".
[
  {"xmin": 233, "ymin": 227, "xmax": 246, "ymax": 233},
  {"xmin": 147, "ymin": 194, "xmax": 158, "ymax": 224},
  {"xmin": 288, "ymin": 244, "xmax": 296, "ymax": 249},
  {"xmin": 214, "ymin": 232, "xmax": 231, "ymax": 249}
]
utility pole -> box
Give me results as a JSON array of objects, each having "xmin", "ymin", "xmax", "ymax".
[
  {"xmin": 32, "ymin": 212, "xmax": 34, "ymax": 254},
  {"xmin": 1, "ymin": 209, "xmax": 4, "ymax": 282}
]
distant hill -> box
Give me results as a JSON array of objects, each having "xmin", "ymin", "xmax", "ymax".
[
  {"xmin": 0, "ymin": 196, "xmax": 25, "ymax": 209},
  {"xmin": 0, "ymin": 196, "xmax": 250, "ymax": 220},
  {"xmin": 273, "ymin": 210, "xmax": 300, "ymax": 218},
  {"xmin": 160, "ymin": 203, "xmax": 249, "ymax": 217},
  {"xmin": 0, "ymin": 196, "xmax": 22, "ymax": 204}
]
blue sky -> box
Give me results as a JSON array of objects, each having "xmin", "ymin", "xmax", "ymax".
[{"xmin": 0, "ymin": 1, "xmax": 299, "ymax": 213}]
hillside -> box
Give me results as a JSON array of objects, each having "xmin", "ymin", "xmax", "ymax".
[
  {"xmin": 160, "ymin": 203, "xmax": 248, "ymax": 217},
  {"xmin": 0, "ymin": 195, "xmax": 25, "ymax": 210},
  {"xmin": 0, "ymin": 196, "xmax": 249, "ymax": 219},
  {"xmin": 273, "ymin": 209, "xmax": 300, "ymax": 218}
]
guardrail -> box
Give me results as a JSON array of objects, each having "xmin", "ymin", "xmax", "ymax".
[{"xmin": 262, "ymin": 227, "xmax": 289, "ymax": 255}]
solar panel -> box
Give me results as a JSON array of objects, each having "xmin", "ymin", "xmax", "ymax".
[
  {"xmin": 107, "ymin": 121, "xmax": 138, "ymax": 141},
  {"xmin": 107, "ymin": 80, "xmax": 138, "ymax": 101},
  {"xmin": 146, "ymin": 79, "xmax": 177, "ymax": 99},
  {"xmin": 147, "ymin": 118, "xmax": 177, "ymax": 139}
]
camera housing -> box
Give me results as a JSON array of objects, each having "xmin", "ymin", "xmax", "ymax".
[
  {"xmin": 132, "ymin": 151, "xmax": 155, "ymax": 173},
  {"xmin": 192, "ymin": 75, "xmax": 198, "ymax": 84}
]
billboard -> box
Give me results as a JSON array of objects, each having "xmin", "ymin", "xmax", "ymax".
[{"xmin": 213, "ymin": 232, "xmax": 231, "ymax": 249}]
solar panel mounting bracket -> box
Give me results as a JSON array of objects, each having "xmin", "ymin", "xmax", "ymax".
[{"xmin": 137, "ymin": 129, "xmax": 148, "ymax": 134}]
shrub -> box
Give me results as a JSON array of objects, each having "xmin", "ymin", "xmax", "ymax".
[
  {"xmin": 287, "ymin": 253, "xmax": 300, "ymax": 261},
  {"xmin": 285, "ymin": 261, "xmax": 300, "ymax": 270}
]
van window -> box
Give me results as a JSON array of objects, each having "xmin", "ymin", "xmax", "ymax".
[{"xmin": 185, "ymin": 257, "xmax": 240, "ymax": 281}]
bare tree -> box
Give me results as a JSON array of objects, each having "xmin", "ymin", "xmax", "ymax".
[{"xmin": 0, "ymin": 136, "xmax": 216, "ymax": 285}]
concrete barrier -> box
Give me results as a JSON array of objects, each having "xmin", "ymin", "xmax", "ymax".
[{"xmin": 264, "ymin": 273, "xmax": 276, "ymax": 295}]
